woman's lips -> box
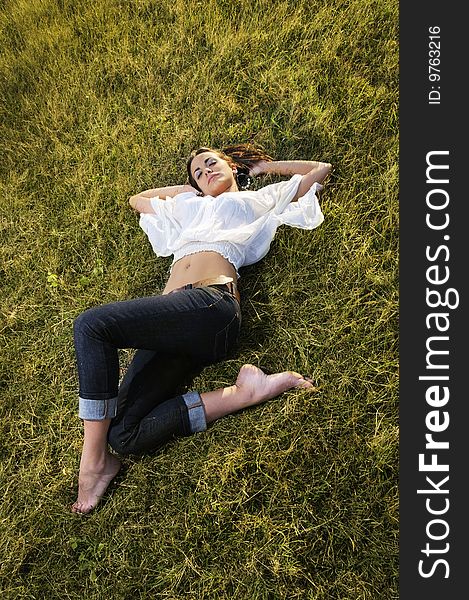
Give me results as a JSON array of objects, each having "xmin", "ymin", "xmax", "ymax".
[{"xmin": 207, "ymin": 173, "xmax": 219, "ymax": 184}]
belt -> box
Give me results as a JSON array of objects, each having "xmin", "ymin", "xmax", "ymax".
[{"xmin": 169, "ymin": 275, "xmax": 240, "ymax": 304}]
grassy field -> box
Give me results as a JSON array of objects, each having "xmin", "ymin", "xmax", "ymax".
[{"xmin": 0, "ymin": 0, "xmax": 398, "ymax": 598}]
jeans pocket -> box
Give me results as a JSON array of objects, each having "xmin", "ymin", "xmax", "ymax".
[{"xmin": 213, "ymin": 312, "xmax": 241, "ymax": 361}]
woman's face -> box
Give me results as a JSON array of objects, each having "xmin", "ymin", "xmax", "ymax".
[{"xmin": 189, "ymin": 151, "xmax": 238, "ymax": 196}]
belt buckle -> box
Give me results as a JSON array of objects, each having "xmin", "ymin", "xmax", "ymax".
[{"xmin": 194, "ymin": 275, "xmax": 234, "ymax": 288}]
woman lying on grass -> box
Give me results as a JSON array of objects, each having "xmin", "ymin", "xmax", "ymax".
[{"xmin": 72, "ymin": 143, "xmax": 332, "ymax": 514}]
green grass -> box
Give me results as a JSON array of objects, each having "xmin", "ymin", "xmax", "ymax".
[{"xmin": 0, "ymin": 0, "xmax": 398, "ymax": 597}]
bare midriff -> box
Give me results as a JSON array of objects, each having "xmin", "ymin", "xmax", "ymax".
[{"xmin": 162, "ymin": 251, "xmax": 238, "ymax": 294}]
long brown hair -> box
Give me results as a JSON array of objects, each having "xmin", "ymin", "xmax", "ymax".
[{"xmin": 186, "ymin": 143, "xmax": 273, "ymax": 192}]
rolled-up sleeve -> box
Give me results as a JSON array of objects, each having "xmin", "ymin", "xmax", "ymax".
[
  {"xmin": 139, "ymin": 197, "xmax": 181, "ymax": 257},
  {"xmin": 246, "ymin": 175, "xmax": 303, "ymax": 217},
  {"xmin": 275, "ymin": 181, "xmax": 324, "ymax": 229}
]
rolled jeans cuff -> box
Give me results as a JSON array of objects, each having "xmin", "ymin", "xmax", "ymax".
[
  {"xmin": 183, "ymin": 391, "xmax": 207, "ymax": 433},
  {"xmin": 79, "ymin": 396, "xmax": 118, "ymax": 420}
]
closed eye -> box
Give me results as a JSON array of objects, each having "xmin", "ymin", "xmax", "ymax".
[{"xmin": 193, "ymin": 158, "xmax": 217, "ymax": 180}]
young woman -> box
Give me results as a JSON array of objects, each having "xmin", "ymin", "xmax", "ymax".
[{"xmin": 72, "ymin": 143, "xmax": 332, "ymax": 514}]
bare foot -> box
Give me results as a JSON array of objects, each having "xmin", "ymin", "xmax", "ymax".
[
  {"xmin": 71, "ymin": 451, "xmax": 121, "ymax": 515},
  {"xmin": 235, "ymin": 364, "xmax": 315, "ymax": 408}
]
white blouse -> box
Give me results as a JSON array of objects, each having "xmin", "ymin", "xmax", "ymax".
[{"xmin": 139, "ymin": 174, "xmax": 324, "ymax": 274}]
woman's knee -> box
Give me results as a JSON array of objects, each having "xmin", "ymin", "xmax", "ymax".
[
  {"xmin": 107, "ymin": 424, "xmax": 159, "ymax": 457},
  {"xmin": 73, "ymin": 306, "xmax": 109, "ymax": 343},
  {"xmin": 107, "ymin": 425, "xmax": 130, "ymax": 456}
]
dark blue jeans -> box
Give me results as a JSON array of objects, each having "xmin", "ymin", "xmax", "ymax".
[{"xmin": 73, "ymin": 285, "xmax": 241, "ymax": 455}]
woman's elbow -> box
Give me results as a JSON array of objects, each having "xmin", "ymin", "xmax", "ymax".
[
  {"xmin": 317, "ymin": 163, "xmax": 333, "ymax": 183},
  {"xmin": 129, "ymin": 195, "xmax": 140, "ymax": 211}
]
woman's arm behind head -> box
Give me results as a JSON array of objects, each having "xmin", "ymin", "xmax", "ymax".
[
  {"xmin": 129, "ymin": 184, "xmax": 198, "ymax": 213},
  {"xmin": 257, "ymin": 159, "xmax": 333, "ymax": 202},
  {"xmin": 292, "ymin": 162, "xmax": 332, "ymax": 201}
]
